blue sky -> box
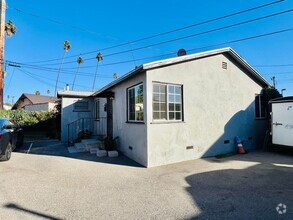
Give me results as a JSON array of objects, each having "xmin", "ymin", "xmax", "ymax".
[{"xmin": 4, "ymin": 0, "xmax": 293, "ymax": 103}]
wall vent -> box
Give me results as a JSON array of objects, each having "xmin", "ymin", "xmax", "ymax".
[
  {"xmin": 186, "ymin": 146, "xmax": 194, "ymax": 150},
  {"xmin": 129, "ymin": 146, "xmax": 133, "ymax": 150},
  {"xmin": 224, "ymin": 140, "xmax": 230, "ymax": 144},
  {"xmin": 222, "ymin": 62, "xmax": 228, "ymax": 70}
]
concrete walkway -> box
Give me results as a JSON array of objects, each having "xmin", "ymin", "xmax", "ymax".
[{"xmin": 0, "ymin": 150, "xmax": 292, "ymax": 219}]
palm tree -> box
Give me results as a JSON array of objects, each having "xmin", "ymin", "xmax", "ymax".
[
  {"xmin": 54, "ymin": 41, "xmax": 71, "ymax": 96},
  {"xmin": 35, "ymin": 91, "xmax": 40, "ymax": 95},
  {"xmin": 47, "ymin": 90, "xmax": 51, "ymax": 95},
  {"xmin": 113, "ymin": 73, "xmax": 118, "ymax": 79},
  {"xmin": 72, "ymin": 56, "xmax": 83, "ymax": 90},
  {"xmin": 92, "ymin": 52, "xmax": 103, "ymax": 91},
  {"xmin": 5, "ymin": 20, "xmax": 17, "ymax": 37}
]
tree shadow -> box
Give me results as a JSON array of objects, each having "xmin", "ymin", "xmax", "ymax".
[
  {"xmin": 185, "ymin": 157, "xmax": 293, "ymax": 219},
  {"xmin": 4, "ymin": 203, "xmax": 62, "ymax": 220}
]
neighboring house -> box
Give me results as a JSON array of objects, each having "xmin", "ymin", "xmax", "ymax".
[
  {"xmin": 3, "ymin": 104, "xmax": 12, "ymax": 110},
  {"xmin": 12, "ymin": 93, "xmax": 59, "ymax": 111},
  {"xmin": 58, "ymin": 47, "xmax": 271, "ymax": 167}
]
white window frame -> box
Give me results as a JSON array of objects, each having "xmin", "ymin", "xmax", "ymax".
[
  {"xmin": 152, "ymin": 82, "xmax": 183, "ymax": 122},
  {"xmin": 127, "ymin": 83, "xmax": 144, "ymax": 122}
]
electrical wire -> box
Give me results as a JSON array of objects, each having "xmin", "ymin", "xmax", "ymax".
[
  {"xmin": 18, "ymin": 68, "xmax": 93, "ymax": 90},
  {"xmin": 35, "ymin": 9, "xmax": 293, "ymax": 67},
  {"xmin": 6, "ymin": 26, "xmax": 293, "ymax": 72},
  {"xmin": 9, "ymin": 7, "xmax": 110, "ymax": 38},
  {"xmin": 15, "ymin": 0, "xmax": 285, "ymax": 64}
]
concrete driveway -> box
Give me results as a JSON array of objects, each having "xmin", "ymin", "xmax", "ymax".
[{"xmin": 0, "ymin": 143, "xmax": 292, "ymax": 219}]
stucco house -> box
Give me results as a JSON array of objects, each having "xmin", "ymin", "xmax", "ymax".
[
  {"xmin": 58, "ymin": 47, "xmax": 271, "ymax": 167},
  {"xmin": 12, "ymin": 93, "xmax": 59, "ymax": 111}
]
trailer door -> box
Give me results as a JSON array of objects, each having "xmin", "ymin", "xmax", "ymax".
[{"xmin": 272, "ymin": 102, "xmax": 293, "ymax": 147}]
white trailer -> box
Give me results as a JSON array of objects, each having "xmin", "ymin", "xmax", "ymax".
[{"xmin": 270, "ymin": 97, "xmax": 293, "ymax": 147}]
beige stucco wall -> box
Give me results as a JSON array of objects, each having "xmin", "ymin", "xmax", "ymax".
[
  {"xmin": 146, "ymin": 54, "xmax": 266, "ymax": 167},
  {"xmin": 61, "ymin": 97, "xmax": 93, "ymax": 142},
  {"xmin": 111, "ymin": 73, "xmax": 148, "ymax": 167}
]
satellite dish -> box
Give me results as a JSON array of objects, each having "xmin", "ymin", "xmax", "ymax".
[{"xmin": 177, "ymin": 49, "xmax": 187, "ymax": 57}]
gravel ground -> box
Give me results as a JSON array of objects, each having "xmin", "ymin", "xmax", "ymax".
[{"xmin": 0, "ymin": 142, "xmax": 292, "ymax": 220}]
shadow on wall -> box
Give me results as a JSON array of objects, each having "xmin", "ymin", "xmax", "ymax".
[
  {"xmin": 185, "ymin": 157, "xmax": 293, "ymax": 219},
  {"xmin": 202, "ymin": 101, "xmax": 267, "ymax": 158},
  {"xmin": 61, "ymin": 98, "xmax": 94, "ymax": 143},
  {"xmin": 4, "ymin": 203, "xmax": 62, "ymax": 220}
]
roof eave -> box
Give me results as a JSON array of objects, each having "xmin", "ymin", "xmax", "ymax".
[{"xmin": 228, "ymin": 48, "xmax": 271, "ymax": 88}]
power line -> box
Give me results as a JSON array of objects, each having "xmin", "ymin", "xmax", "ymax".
[
  {"xmin": 263, "ymin": 71, "xmax": 293, "ymax": 75},
  {"xmin": 18, "ymin": 68, "xmax": 59, "ymax": 89},
  {"xmin": 3, "ymin": 60, "xmax": 113, "ymax": 78},
  {"xmin": 4, "ymin": 67, "xmax": 15, "ymax": 94},
  {"xmin": 21, "ymin": 70, "xmax": 92, "ymax": 89},
  {"xmin": 3, "ymin": 26, "xmax": 293, "ymax": 73},
  {"xmin": 19, "ymin": 68, "xmax": 92, "ymax": 90},
  {"xmin": 17, "ymin": 0, "xmax": 285, "ymax": 64},
  {"xmin": 9, "ymin": 7, "xmax": 109, "ymax": 38},
  {"xmin": 255, "ymin": 64, "xmax": 293, "ymax": 67},
  {"xmin": 38, "ymin": 9, "xmax": 293, "ymax": 67}
]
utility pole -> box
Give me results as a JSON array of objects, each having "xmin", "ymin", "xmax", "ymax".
[
  {"xmin": 0, "ymin": 0, "xmax": 6, "ymax": 110},
  {"xmin": 271, "ymin": 76, "xmax": 276, "ymax": 88}
]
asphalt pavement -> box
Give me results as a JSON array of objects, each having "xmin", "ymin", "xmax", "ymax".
[{"xmin": 0, "ymin": 142, "xmax": 292, "ymax": 219}]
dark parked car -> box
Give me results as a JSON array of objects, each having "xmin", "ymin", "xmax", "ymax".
[{"xmin": 0, "ymin": 118, "xmax": 24, "ymax": 161}]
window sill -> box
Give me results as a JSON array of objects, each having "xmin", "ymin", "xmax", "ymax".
[
  {"xmin": 126, "ymin": 121, "xmax": 145, "ymax": 124},
  {"xmin": 255, "ymin": 118, "xmax": 267, "ymax": 120},
  {"xmin": 150, "ymin": 120, "xmax": 185, "ymax": 124},
  {"xmin": 73, "ymin": 110, "xmax": 91, "ymax": 112}
]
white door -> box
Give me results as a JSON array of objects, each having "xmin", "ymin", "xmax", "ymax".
[{"xmin": 272, "ymin": 102, "xmax": 293, "ymax": 147}]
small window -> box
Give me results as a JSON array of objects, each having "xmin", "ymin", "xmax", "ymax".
[
  {"xmin": 95, "ymin": 100, "xmax": 100, "ymax": 120},
  {"xmin": 153, "ymin": 83, "xmax": 183, "ymax": 121},
  {"xmin": 255, "ymin": 94, "xmax": 266, "ymax": 119},
  {"xmin": 127, "ymin": 84, "xmax": 144, "ymax": 122},
  {"xmin": 74, "ymin": 100, "xmax": 89, "ymax": 112}
]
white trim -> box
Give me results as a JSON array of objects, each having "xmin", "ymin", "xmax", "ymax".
[
  {"xmin": 127, "ymin": 83, "xmax": 144, "ymax": 122},
  {"xmin": 152, "ymin": 82, "xmax": 183, "ymax": 122}
]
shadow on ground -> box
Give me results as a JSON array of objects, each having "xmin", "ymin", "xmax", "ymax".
[
  {"xmin": 15, "ymin": 140, "xmax": 142, "ymax": 168},
  {"xmin": 4, "ymin": 203, "xmax": 62, "ymax": 220},
  {"xmin": 186, "ymin": 153, "xmax": 293, "ymax": 219}
]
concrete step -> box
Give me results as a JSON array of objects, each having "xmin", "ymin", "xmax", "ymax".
[
  {"xmin": 67, "ymin": 146, "xmax": 77, "ymax": 154},
  {"xmin": 75, "ymin": 143, "xmax": 87, "ymax": 152},
  {"xmin": 81, "ymin": 139, "xmax": 104, "ymax": 150},
  {"xmin": 90, "ymin": 148, "xmax": 99, "ymax": 154},
  {"xmin": 108, "ymin": 150, "xmax": 119, "ymax": 157},
  {"xmin": 96, "ymin": 149, "xmax": 107, "ymax": 157}
]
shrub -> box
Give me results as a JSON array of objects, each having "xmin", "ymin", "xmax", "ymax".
[{"xmin": 0, "ymin": 109, "xmax": 60, "ymax": 139}]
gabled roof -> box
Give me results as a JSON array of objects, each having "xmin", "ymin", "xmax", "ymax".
[
  {"xmin": 12, "ymin": 93, "xmax": 59, "ymax": 110},
  {"xmin": 57, "ymin": 90, "xmax": 94, "ymax": 98},
  {"xmin": 92, "ymin": 47, "xmax": 271, "ymax": 97}
]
